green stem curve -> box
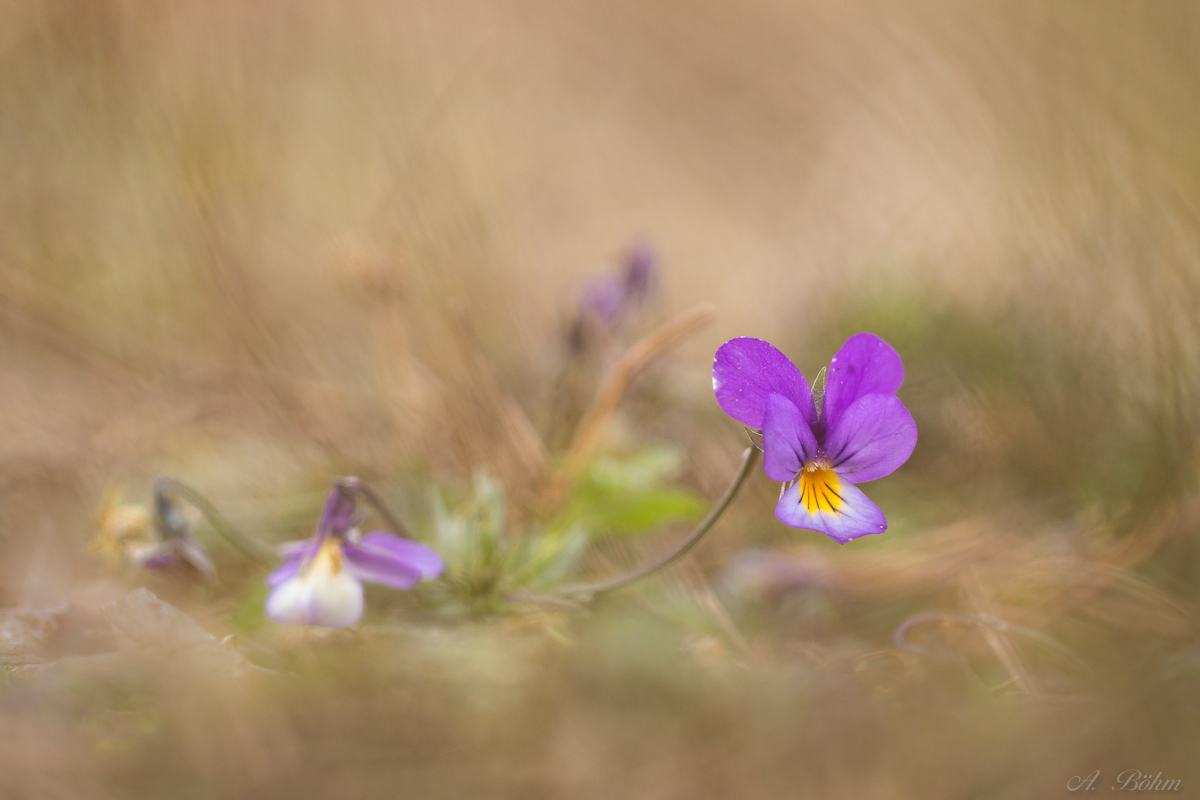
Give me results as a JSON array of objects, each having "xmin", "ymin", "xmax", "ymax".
[
  {"xmin": 556, "ymin": 446, "xmax": 761, "ymax": 599},
  {"xmin": 155, "ymin": 477, "xmax": 276, "ymax": 566}
]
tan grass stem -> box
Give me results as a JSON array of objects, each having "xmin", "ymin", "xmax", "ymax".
[{"xmin": 544, "ymin": 303, "xmax": 715, "ymax": 507}]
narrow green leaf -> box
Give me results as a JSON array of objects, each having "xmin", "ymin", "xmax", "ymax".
[{"xmin": 811, "ymin": 365, "xmax": 828, "ymax": 420}]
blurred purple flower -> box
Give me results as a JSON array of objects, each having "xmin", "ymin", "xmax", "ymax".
[
  {"xmin": 265, "ymin": 482, "xmax": 443, "ymax": 628},
  {"xmin": 620, "ymin": 237, "xmax": 657, "ymax": 306},
  {"xmin": 131, "ymin": 483, "xmax": 216, "ymax": 580},
  {"xmin": 578, "ymin": 237, "xmax": 659, "ymax": 325},
  {"xmin": 721, "ymin": 548, "xmax": 837, "ymax": 600},
  {"xmin": 579, "ymin": 276, "xmax": 625, "ymax": 323},
  {"xmin": 713, "ymin": 333, "xmax": 917, "ymax": 543}
]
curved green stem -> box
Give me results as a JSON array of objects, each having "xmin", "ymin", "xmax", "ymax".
[
  {"xmin": 155, "ymin": 477, "xmax": 276, "ymax": 566},
  {"xmin": 338, "ymin": 477, "xmax": 415, "ymax": 539},
  {"xmin": 557, "ymin": 446, "xmax": 761, "ymax": 599}
]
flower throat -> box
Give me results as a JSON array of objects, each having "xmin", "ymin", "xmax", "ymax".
[{"xmin": 799, "ymin": 460, "xmax": 843, "ymax": 514}]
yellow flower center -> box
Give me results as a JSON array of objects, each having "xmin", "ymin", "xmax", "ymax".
[
  {"xmin": 304, "ymin": 538, "xmax": 345, "ymax": 578},
  {"xmin": 799, "ymin": 460, "xmax": 844, "ymax": 515}
]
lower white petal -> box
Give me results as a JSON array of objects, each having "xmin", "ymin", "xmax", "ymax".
[{"xmin": 264, "ymin": 540, "xmax": 364, "ymax": 628}]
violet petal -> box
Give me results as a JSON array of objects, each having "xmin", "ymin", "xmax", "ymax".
[
  {"xmin": 136, "ymin": 543, "xmax": 178, "ymax": 570},
  {"xmin": 762, "ymin": 393, "xmax": 820, "ymax": 482},
  {"xmin": 826, "ymin": 393, "xmax": 918, "ymax": 484},
  {"xmin": 342, "ymin": 541, "xmax": 423, "ymax": 590},
  {"xmin": 621, "ymin": 238, "xmax": 657, "ymax": 304},
  {"xmin": 266, "ymin": 555, "xmax": 305, "ymax": 587},
  {"xmin": 318, "ymin": 484, "xmax": 359, "ymax": 537},
  {"xmin": 277, "ymin": 539, "xmax": 316, "ymax": 559},
  {"xmin": 579, "ymin": 277, "xmax": 624, "ymax": 322},
  {"xmin": 821, "ymin": 333, "xmax": 905, "ymax": 431},
  {"xmin": 713, "ymin": 338, "xmax": 816, "ymax": 429},
  {"xmin": 360, "ymin": 531, "xmax": 445, "ymax": 579}
]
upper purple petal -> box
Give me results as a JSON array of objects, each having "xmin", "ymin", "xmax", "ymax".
[
  {"xmin": 713, "ymin": 338, "xmax": 816, "ymax": 429},
  {"xmin": 277, "ymin": 539, "xmax": 316, "ymax": 559},
  {"xmin": 318, "ymin": 484, "xmax": 360, "ymax": 536},
  {"xmin": 821, "ymin": 333, "xmax": 904, "ymax": 432},
  {"xmin": 266, "ymin": 555, "xmax": 304, "ymax": 587},
  {"xmin": 825, "ymin": 394, "xmax": 918, "ymax": 484},
  {"xmin": 359, "ymin": 532, "xmax": 444, "ymax": 579},
  {"xmin": 762, "ymin": 393, "xmax": 820, "ymax": 482},
  {"xmin": 342, "ymin": 541, "xmax": 423, "ymax": 590}
]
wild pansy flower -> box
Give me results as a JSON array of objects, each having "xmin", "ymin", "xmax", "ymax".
[
  {"xmin": 265, "ymin": 482, "xmax": 443, "ymax": 628},
  {"xmin": 91, "ymin": 483, "xmax": 216, "ymax": 580},
  {"xmin": 713, "ymin": 333, "xmax": 917, "ymax": 543},
  {"xmin": 136, "ymin": 485, "xmax": 218, "ymax": 580}
]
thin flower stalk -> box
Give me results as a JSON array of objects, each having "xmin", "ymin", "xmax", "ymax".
[
  {"xmin": 557, "ymin": 446, "xmax": 760, "ymax": 599},
  {"xmin": 154, "ymin": 477, "xmax": 276, "ymax": 566}
]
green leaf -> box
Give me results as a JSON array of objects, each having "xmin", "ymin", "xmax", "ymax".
[
  {"xmin": 811, "ymin": 365, "xmax": 828, "ymax": 421},
  {"xmin": 585, "ymin": 489, "xmax": 704, "ymax": 535},
  {"xmin": 589, "ymin": 446, "xmax": 682, "ymax": 490},
  {"xmin": 557, "ymin": 446, "xmax": 706, "ymax": 537}
]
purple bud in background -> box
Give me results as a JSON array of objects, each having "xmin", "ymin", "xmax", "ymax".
[
  {"xmin": 579, "ymin": 276, "xmax": 625, "ymax": 323},
  {"xmin": 577, "ymin": 236, "xmax": 660, "ymax": 328},
  {"xmin": 621, "ymin": 236, "xmax": 657, "ymax": 306}
]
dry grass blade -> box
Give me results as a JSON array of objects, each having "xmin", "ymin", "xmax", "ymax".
[{"xmin": 544, "ymin": 303, "xmax": 715, "ymax": 507}]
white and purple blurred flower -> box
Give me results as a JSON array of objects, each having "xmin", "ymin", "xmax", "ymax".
[
  {"xmin": 713, "ymin": 333, "xmax": 917, "ymax": 543},
  {"xmin": 121, "ymin": 482, "xmax": 217, "ymax": 581},
  {"xmin": 265, "ymin": 482, "xmax": 443, "ymax": 628},
  {"xmin": 578, "ymin": 237, "xmax": 659, "ymax": 325}
]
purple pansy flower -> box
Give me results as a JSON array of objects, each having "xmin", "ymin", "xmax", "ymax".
[
  {"xmin": 131, "ymin": 483, "xmax": 217, "ymax": 580},
  {"xmin": 620, "ymin": 236, "xmax": 658, "ymax": 305},
  {"xmin": 713, "ymin": 333, "xmax": 917, "ymax": 543},
  {"xmin": 578, "ymin": 237, "xmax": 660, "ymax": 324},
  {"xmin": 265, "ymin": 482, "xmax": 443, "ymax": 628}
]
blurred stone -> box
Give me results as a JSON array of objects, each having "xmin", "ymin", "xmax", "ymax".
[
  {"xmin": 0, "ymin": 605, "xmax": 67, "ymax": 665},
  {"xmin": 100, "ymin": 588, "xmax": 250, "ymax": 676},
  {"xmin": 0, "ymin": 604, "xmax": 117, "ymax": 666}
]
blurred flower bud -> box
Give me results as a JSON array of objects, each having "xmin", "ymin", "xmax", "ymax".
[
  {"xmin": 90, "ymin": 482, "xmax": 216, "ymax": 581},
  {"xmin": 620, "ymin": 236, "xmax": 658, "ymax": 307},
  {"xmin": 143, "ymin": 482, "xmax": 217, "ymax": 581},
  {"xmin": 578, "ymin": 276, "xmax": 625, "ymax": 323},
  {"xmin": 720, "ymin": 549, "xmax": 836, "ymax": 604},
  {"xmin": 576, "ymin": 236, "xmax": 660, "ymax": 330}
]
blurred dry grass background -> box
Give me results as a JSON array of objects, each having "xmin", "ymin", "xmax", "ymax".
[{"xmin": 2, "ymin": 0, "xmax": 1200, "ymax": 798}]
